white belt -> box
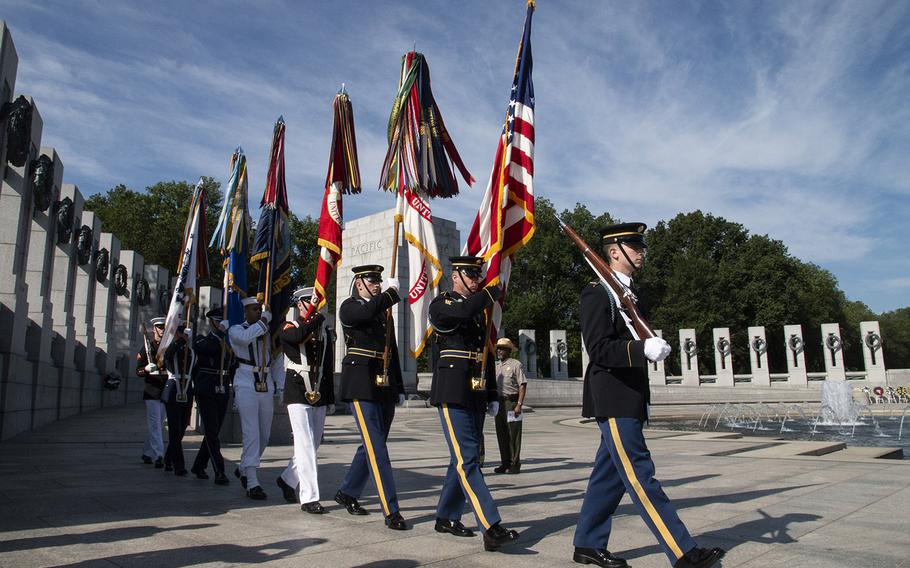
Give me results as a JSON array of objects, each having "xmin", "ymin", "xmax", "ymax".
[{"xmin": 238, "ymin": 363, "xmax": 270, "ymax": 375}]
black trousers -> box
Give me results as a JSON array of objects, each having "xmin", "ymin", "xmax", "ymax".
[
  {"xmin": 192, "ymin": 392, "xmax": 230, "ymax": 473},
  {"xmin": 164, "ymin": 396, "xmax": 193, "ymax": 471}
]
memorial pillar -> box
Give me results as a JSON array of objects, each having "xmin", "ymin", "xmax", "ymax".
[
  {"xmin": 518, "ymin": 329, "xmax": 537, "ymax": 379},
  {"xmin": 109, "ymin": 250, "xmax": 143, "ymax": 403},
  {"xmin": 711, "ymin": 327, "xmax": 733, "ymax": 387},
  {"xmin": 72, "ymin": 210, "xmax": 100, "ymax": 411},
  {"xmin": 549, "ymin": 330, "xmax": 568, "ymax": 379},
  {"xmin": 195, "ymin": 285, "xmax": 223, "ymax": 335},
  {"xmin": 859, "ymin": 321, "xmax": 886, "ymax": 384},
  {"xmin": 648, "ymin": 329, "xmax": 666, "ymax": 385},
  {"xmin": 821, "ymin": 323, "xmax": 846, "ymax": 381},
  {"xmin": 51, "ymin": 183, "xmax": 83, "ymax": 418},
  {"xmin": 679, "ymin": 329, "xmax": 699, "ymax": 386},
  {"xmin": 783, "ymin": 324, "xmax": 808, "ymax": 386},
  {"xmin": 92, "ymin": 232, "xmax": 120, "ymax": 406},
  {"xmin": 0, "ymin": 93, "xmax": 43, "ymax": 440},
  {"xmin": 25, "ymin": 147, "xmax": 64, "ymax": 429},
  {"xmin": 748, "ymin": 326, "xmax": 770, "ymax": 386}
]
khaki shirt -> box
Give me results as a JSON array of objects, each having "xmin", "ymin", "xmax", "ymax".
[{"xmin": 495, "ymin": 357, "xmax": 528, "ymax": 397}]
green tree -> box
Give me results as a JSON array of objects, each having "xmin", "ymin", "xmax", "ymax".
[
  {"xmin": 86, "ymin": 178, "xmax": 224, "ymax": 286},
  {"xmin": 502, "ymin": 198, "xmax": 613, "ymax": 376},
  {"xmin": 879, "ymin": 308, "xmax": 910, "ymax": 369}
]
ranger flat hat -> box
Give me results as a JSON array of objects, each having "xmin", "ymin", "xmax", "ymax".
[
  {"xmin": 292, "ymin": 286, "xmax": 314, "ymax": 302},
  {"xmin": 205, "ymin": 307, "xmax": 223, "ymax": 320},
  {"xmin": 352, "ymin": 265, "xmax": 383, "ymax": 278},
  {"xmin": 150, "ymin": 316, "xmax": 166, "ymax": 327},
  {"xmin": 600, "ymin": 222, "xmax": 647, "ymax": 247},
  {"xmin": 449, "ymin": 256, "xmax": 485, "ymax": 278},
  {"xmin": 496, "ymin": 337, "xmax": 517, "ymax": 352}
]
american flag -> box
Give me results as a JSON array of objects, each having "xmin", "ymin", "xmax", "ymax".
[{"xmin": 463, "ymin": 1, "xmax": 536, "ymax": 347}]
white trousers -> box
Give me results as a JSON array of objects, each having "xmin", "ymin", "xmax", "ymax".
[
  {"xmin": 235, "ymin": 371, "xmax": 275, "ymax": 488},
  {"xmin": 143, "ymin": 400, "xmax": 165, "ymax": 459},
  {"xmin": 280, "ymin": 404, "xmax": 326, "ymax": 504}
]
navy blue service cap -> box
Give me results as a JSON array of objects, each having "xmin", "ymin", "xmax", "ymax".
[
  {"xmin": 205, "ymin": 307, "xmax": 223, "ymax": 320},
  {"xmin": 600, "ymin": 222, "xmax": 647, "ymax": 247},
  {"xmin": 352, "ymin": 265, "xmax": 383, "ymax": 278},
  {"xmin": 449, "ymin": 256, "xmax": 485, "ymax": 278}
]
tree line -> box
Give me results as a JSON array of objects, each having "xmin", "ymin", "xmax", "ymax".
[{"xmin": 87, "ymin": 180, "xmax": 909, "ymax": 375}]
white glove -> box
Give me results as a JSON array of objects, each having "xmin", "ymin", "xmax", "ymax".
[
  {"xmin": 398, "ymin": 393, "xmax": 406, "ymax": 406},
  {"xmin": 144, "ymin": 363, "xmax": 158, "ymax": 374},
  {"xmin": 214, "ymin": 320, "xmax": 228, "ymax": 332},
  {"xmin": 487, "ymin": 401, "xmax": 500, "ymax": 417},
  {"xmin": 260, "ymin": 310, "xmax": 272, "ymax": 324},
  {"xmin": 383, "ymin": 277, "xmax": 400, "ymax": 293},
  {"xmin": 183, "ymin": 328, "xmax": 193, "ymax": 340},
  {"xmin": 644, "ymin": 337, "xmax": 672, "ymax": 363}
]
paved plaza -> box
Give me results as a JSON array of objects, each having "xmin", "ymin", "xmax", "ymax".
[{"xmin": 1, "ymin": 404, "xmax": 909, "ymax": 568}]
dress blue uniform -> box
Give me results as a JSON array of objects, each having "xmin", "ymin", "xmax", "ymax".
[
  {"xmin": 336, "ymin": 265, "xmax": 406, "ymax": 527},
  {"xmin": 428, "ymin": 256, "xmax": 519, "ymax": 551},
  {"xmin": 162, "ymin": 332, "xmax": 195, "ymax": 476},
  {"xmin": 573, "ymin": 223, "xmax": 722, "ymax": 568}
]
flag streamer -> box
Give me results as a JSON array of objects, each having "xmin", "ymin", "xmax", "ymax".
[
  {"xmin": 306, "ymin": 92, "xmax": 362, "ymax": 317},
  {"xmin": 211, "ymin": 148, "xmax": 251, "ymax": 326}
]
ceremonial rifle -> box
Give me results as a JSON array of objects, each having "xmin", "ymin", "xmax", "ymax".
[{"xmin": 557, "ymin": 217, "xmax": 656, "ymax": 340}]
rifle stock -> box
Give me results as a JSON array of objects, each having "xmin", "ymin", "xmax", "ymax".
[{"xmin": 557, "ymin": 217, "xmax": 655, "ymax": 340}]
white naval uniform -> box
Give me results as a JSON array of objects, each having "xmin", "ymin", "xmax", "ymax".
[
  {"xmin": 229, "ymin": 318, "xmax": 283, "ymax": 489},
  {"xmin": 279, "ymin": 359, "xmax": 327, "ymax": 505},
  {"xmin": 143, "ymin": 399, "xmax": 166, "ymax": 459}
]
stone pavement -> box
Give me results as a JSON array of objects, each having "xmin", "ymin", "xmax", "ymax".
[{"xmin": 1, "ymin": 404, "xmax": 909, "ymax": 568}]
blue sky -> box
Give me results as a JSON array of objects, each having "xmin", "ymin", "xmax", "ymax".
[{"xmin": 3, "ymin": 0, "xmax": 908, "ymax": 313}]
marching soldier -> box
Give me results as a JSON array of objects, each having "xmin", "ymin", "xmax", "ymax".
[
  {"xmin": 572, "ymin": 223, "xmax": 724, "ymax": 568},
  {"xmin": 276, "ymin": 287, "xmax": 336, "ymax": 514},
  {"xmin": 334, "ymin": 265, "xmax": 408, "ymax": 531},
  {"xmin": 228, "ymin": 296, "xmax": 279, "ymax": 500},
  {"xmin": 428, "ymin": 256, "xmax": 520, "ymax": 552},
  {"xmin": 136, "ymin": 317, "xmax": 167, "ymax": 469},
  {"xmin": 162, "ymin": 324, "xmax": 195, "ymax": 477},
  {"xmin": 493, "ymin": 337, "xmax": 527, "ymax": 475},
  {"xmin": 190, "ymin": 308, "xmax": 235, "ymax": 485}
]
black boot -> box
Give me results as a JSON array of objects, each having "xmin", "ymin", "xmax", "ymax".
[
  {"xmin": 385, "ymin": 511, "xmax": 408, "ymax": 530},
  {"xmin": 334, "ymin": 490, "xmax": 368, "ymax": 515},
  {"xmin": 277, "ymin": 477, "xmax": 298, "ymax": 503},
  {"xmin": 247, "ymin": 485, "xmax": 267, "ymax": 500},
  {"xmin": 674, "ymin": 547, "xmax": 725, "ymax": 568},
  {"xmin": 483, "ymin": 522, "xmax": 520, "ymax": 551},
  {"xmin": 573, "ymin": 547, "xmax": 629, "ymax": 567},
  {"xmin": 435, "ymin": 518, "xmax": 474, "ymax": 537}
]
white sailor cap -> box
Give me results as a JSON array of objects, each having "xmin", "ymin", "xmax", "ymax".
[
  {"xmin": 241, "ymin": 297, "xmax": 260, "ymax": 307},
  {"xmin": 150, "ymin": 317, "xmax": 166, "ymax": 327},
  {"xmin": 292, "ymin": 286, "xmax": 315, "ymax": 302}
]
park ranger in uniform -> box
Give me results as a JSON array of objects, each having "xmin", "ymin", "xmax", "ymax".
[
  {"xmin": 428, "ymin": 256, "xmax": 520, "ymax": 552},
  {"xmin": 189, "ymin": 308, "xmax": 235, "ymax": 486},
  {"xmin": 228, "ymin": 296, "xmax": 278, "ymax": 500},
  {"xmin": 573, "ymin": 223, "xmax": 725, "ymax": 568},
  {"xmin": 277, "ymin": 287, "xmax": 336, "ymax": 514},
  {"xmin": 334, "ymin": 265, "xmax": 408, "ymax": 531}
]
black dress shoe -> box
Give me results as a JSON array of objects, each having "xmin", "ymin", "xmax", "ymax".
[
  {"xmin": 674, "ymin": 547, "xmax": 725, "ymax": 568},
  {"xmin": 154, "ymin": 457, "xmax": 164, "ymax": 469},
  {"xmin": 334, "ymin": 490, "xmax": 368, "ymax": 515},
  {"xmin": 573, "ymin": 547, "xmax": 629, "ymax": 567},
  {"xmin": 507, "ymin": 467, "xmax": 521, "ymax": 474},
  {"xmin": 277, "ymin": 477, "xmax": 298, "ymax": 503},
  {"xmin": 191, "ymin": 468, "xmax": 209, "ymax": 480},
  {"xmin": 385, "ymin": 511, "xmax": 408, "ymax": 530},
  {"xmin": 213, "ymin": 472, "xmax": 230, "ymax": 486},
  {"xmin": 174, "ymin": 468, "xmax": 188, "ymax": 477},
  {"xmin": 302, "ymin": 501, "xmax": 327, "ymax": 514},
  {"xmin": 234, "ymin": 467, "xmax": 247, "ymax": 489},
  {"xmin": 164, "ymin": 462, "xmax": 173, "ymax": 472},
  {"xmin": 493, "ymin": 465, "xmax": 509, "ymax": 474},
  {"xmin": 142, "ymin": 455, "xmax": 153, "ymax": 464},
  {"xmin": 435, "ymin": 518, "xmax": 474, "ymax": 537},
  {"xmin": 247, "ymin": 485, "xmax": 267, "ymax": 500},
  {"xmin": 483, "ymin": 522, "xmax": 520, "ymax": 551}
]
